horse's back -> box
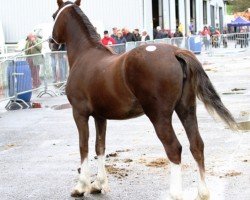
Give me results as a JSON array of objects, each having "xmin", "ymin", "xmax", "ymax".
[{"xmin": 122, "ymin": 43, "xmax": 184, "ymax": 106}]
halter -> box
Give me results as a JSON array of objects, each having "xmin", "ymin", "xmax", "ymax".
[{"xmin": 52, "ymin": 3, "xmax": 73, "ymax": 44}]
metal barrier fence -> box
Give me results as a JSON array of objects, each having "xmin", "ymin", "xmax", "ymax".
[
  {"xmin": 116, "ymin": 32, "xmax": 250, "ymax": 54},
  {"xmin": 0, "ymin": 32, "xmax": 249, "ymax": 110},
  {"xmin": 0, "ymin": 51, "xmax": 69, "ymax": 110},
  {"xmin": 0, "ymin": 44, "xmax": 19, "ymax": 54}
]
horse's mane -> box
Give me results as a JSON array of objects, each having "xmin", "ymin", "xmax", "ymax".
[{"xmin": 72, "ymin": 5, "xmax": 115, "ymax": 53}]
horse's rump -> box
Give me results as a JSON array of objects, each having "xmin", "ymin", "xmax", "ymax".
[{"xmin": 175, "ymin": 49, "xmax": 238, "ymax": 130}]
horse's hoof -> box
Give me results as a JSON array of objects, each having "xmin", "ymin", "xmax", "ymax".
[
  {"xmin": 195, "ymin": 193, "xmax": 210, "ymax": 200},
  {"xmin": 71, "ymin": 189, "xmax": 84, "ymax": 197},
  {"xmin": 90, "ymin": 187, "xmax": 102, "ymax": 194},
  {"xmin": 196, "ymin": 184, "xmax": 210, "ymax": 200},
  {"xmin": 91, "ymin": 180, "xmax": 110, "ymax": 195},
  {"xmin": 170, "ymin": 192, "xmax": 183, "ymax": 200}
]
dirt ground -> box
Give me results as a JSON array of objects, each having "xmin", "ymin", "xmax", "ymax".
[{"xmin": 0, "ymin": 49, "xmax": 249, "ymax": 200}]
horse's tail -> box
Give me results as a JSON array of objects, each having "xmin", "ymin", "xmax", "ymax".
[{"xmin": 175, "ymin": 49, "xmax": 238, "ymax": 131}]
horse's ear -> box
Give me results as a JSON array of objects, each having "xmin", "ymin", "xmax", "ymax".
[
  {"xmin": 74, "ymin": 0, "xmax": 81, "ymax": 6},
  {"xmin": 57, "ymin": 0, "xmax": 63, "ymax": 7}
]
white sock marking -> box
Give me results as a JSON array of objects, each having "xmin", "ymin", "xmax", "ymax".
[
  {"xmin": 170, "ymin": 162, "xmax": 183, "ymax": 199},
  {"xmin": 73, "ymin": 158, "xmax": 91, "ymax": 195},
  {"xmin": 197, "ymin": 176, "xmax": 210, "ymax": 199},
  {"xmin": 92, "ymin": 155, "xmax": 109, "ymax": 193}
]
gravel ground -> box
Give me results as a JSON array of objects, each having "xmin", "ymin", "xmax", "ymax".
[{"xmin": 0, "ymin": 49, "xmax": 249, "ymax": 200}]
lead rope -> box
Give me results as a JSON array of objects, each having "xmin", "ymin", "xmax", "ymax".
[{"xmin": 0, "ymin": 37, "xmax": 51, "ymax": 64}]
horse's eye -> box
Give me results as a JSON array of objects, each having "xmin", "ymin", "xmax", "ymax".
[
  {"xmin": 52, "ymin": 13, "xmax": 56, "ymax": 20},
  {"xmin": 52, "ymin": 10, "xmax": 59, "ymax": 20}
]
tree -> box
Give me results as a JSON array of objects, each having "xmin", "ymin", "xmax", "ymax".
[{"xmin": 228, "ymin": 0, "xmax": 249, "ymax": 13}]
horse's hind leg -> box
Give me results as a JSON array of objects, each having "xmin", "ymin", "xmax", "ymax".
[
  {"xmin": 175, "ymin": 90, "xmax": 210, "ymax": 200},
  {"xmin": 71, "ymin": 108, "xmax": 91, "ymax": 197},
  {"xmin": 143, "ymin": 105, "xmax": 183, "ymax": 199},
  {"xmin": 91, "ymin": 117, "xmax": 109, "ymax": 194},
  {"xmin": 152, "ymin": 114, "xmax": 183, "ymax": 200}
]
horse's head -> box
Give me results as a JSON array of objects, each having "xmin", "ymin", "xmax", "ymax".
[{"xmin": 50, "ymin": 0, "xmax": 81, "ymax": 49}]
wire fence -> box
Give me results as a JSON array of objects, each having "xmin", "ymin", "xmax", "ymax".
[{"xmin": 0, "ymin": 32, "xmax": 249, "ymax": 110}]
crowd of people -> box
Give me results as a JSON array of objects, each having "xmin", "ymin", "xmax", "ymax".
[
  {"xmin": 101, "ymin": 27, "xmax": 151, "ymax": 46},
  {"xmin": 199, "ymin": 25, "xmax": 249, "ymax": 49},
  {"xmin": 100, "ymin": 25, "xmax": 187, "ymax": 46}
]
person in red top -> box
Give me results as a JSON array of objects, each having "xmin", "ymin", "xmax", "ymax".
[
  {"xmin": 212, "ymin": 28, "xmax": 221, "ymax": 48},
  {"xmin": 101, "ymin": 30, "xmax": 116, "ymax": 45},
  {"xmin": 201, "ymin": 26, "xmax": 211, "ymax": 50}
]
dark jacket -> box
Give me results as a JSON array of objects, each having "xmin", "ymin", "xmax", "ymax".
[
  {"xmin": 134, "ymin": 33, "xmax": 141, "ymax": 41},
  {"xmin": 145, "ymin": 35, "xmax": 150, "ymax": 41},
  {"xmin": 173, "ymin": 31, "xmax": 183, "ymax": 38},
  {"xmin": 155, "ymin": 30, "xmax": 168, "ymax": 39},
  {"xmin": 124, "ymin": 32, "xmax": 136, "ymax": 42},
  {"xmin": 141, "ymin": 35, "xmax": 150, "ymax": 41},
  {"xmin": 115, "ymin": 37, "xmax": 126, "ymax": 44}
]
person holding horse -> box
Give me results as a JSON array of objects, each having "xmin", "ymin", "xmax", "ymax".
[{"xmin": 24, "ymin": 32, "xmax": 43, "ymax": 88}]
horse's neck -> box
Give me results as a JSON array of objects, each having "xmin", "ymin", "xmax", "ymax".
[{"xmin": 64, "ymin": 19, "xmax": 97, "ymax": 68}]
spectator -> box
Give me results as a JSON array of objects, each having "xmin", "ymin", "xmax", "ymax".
[
  {"xmin": 122, "ymin": 28, "xmax": 136, "ymax": 42},
  {"xmin": 173, "ymin": 28, "xmax": 183, "ymax": 47},
  {"xmin": 214, "ymin": 28, "xmax": 221, "ymax": 35},
  {"xmin": 115, "ymin": 30, "xmax": 126, "ymax": 44},
  {"xmin": 211, "ymin": 28, "xmax": 221, "ymax": 48},
  {"xmin": 114, "ymin": 30, "xmax": 126, "ymax": 54},
  {"xmin": 178, "ymin": 23, "xmax": 184, "ymax": 34},
  {"xmin": 201, "ymin": 26, "xmax": 211, "ymax": 50},
  {"xmin": 49, "ymin": 42, "xmax": 68, "ymax": 83},
  {"xmin": 209, "ymin": 26, "xmax": 215, "ymax": 35},
  {"xmin": 101, "ymin": 30, "xmax": 116, "ymax": 45},
  {"xmin": 222, "ymin": 27, "xmax": 228, "ymax": 34},
  {"xmin": 164, "ymin": 29, "xmax": 172, "ymax": 38},
  {"xmin": 141, "ymin": 30, "xmax": 150, "ymax": 41},
  {"xmin": 111, "ymin": 27, "xmax": 118, "ymax": 40},
  {"xmin": 189, "ymin": 21, "xmax": 194, "ymax": 35},
  {"xmin": 133, "ymin": 29, "xmax": 141, "ymax": 41},
  {"xmin": 154, "ymin": 26, "xmax": 167, "ymax": 39},
  {"xmin": 24, "ymin": 33, "xmax": 43, "ymax": 88},
  {"xmin": 173, "ymin": 28, "xmax": 183, "ymax": 38}
]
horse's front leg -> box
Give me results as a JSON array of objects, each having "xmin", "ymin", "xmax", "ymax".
[
  {"xmin": 91, "ymin": 117, "xmax": 109, "ymax": 194},
  {"xmin": 71, "ymin": 108, "xmax": 91, "ymax": 197}
]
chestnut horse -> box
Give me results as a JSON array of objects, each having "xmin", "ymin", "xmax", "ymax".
[{"xmin": 51, "ymin": 1, "xmax": 237, "ymax": 199}]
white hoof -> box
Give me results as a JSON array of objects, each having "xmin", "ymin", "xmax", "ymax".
[
  {"xmin": 170, "ymin": 191, "xmax": 183, "ymax": 200},
  {"xmin": 196, "ymin": 192, "xmax": 210, "ymax": 200},
  {"xmin": 196, "ymin": 183, "xmax": 210, "ymax": 200},
  {"xmin": 71, "ymin": 182, "xmax": 91, "ymax": 197},
  {"xmin": 91, "ymin": 178, "xmax": 110, "ymax": 194}
]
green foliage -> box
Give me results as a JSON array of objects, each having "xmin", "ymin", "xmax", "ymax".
[
  {"xmin": 226, "ymin": 5, "xmax": 234, "ymax": 15},
  {"xmin": 228, "ymin": 0, "xmax": 249, "ymax": 13}
]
